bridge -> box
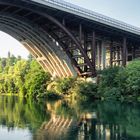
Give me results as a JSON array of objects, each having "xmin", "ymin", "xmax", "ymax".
[{"xmin": 0, "ymin": 0, "xmax": 140, "ymax": 78}]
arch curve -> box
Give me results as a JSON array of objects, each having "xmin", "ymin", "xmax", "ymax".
[
  {"xmin": 0, "ymin": 13, "xmax": 77, "ymax": 77},
  {"xmin": 0, "ymin": 0, "xmax": 95, "ymax": 77}
]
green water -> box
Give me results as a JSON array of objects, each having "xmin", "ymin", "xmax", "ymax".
[{"xmin": 0, "ymin": 96, "xmax": 140, "ymax": 140}]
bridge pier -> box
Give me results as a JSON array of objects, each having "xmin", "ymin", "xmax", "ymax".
[
  {"xmin": 91, "ymin": 31, "xmax": 96, "ymax": 76},
  {"xmin": 132, "ymin": 46, "xmax": 136, "ymax": 59},
  {"xmin": 110, "ymin": 41, "xmax": 113, "ymax": 67},
  {"xmin": 97, "ymin": 41, "xmax": 102, "ymax": 70},
  {"xmin": 101, "ymin": 41, "xmax": 106, "ymax": 69},
  {"xmin": 122, "ymin": 37, "xmax": 127, "ymax": 66}
]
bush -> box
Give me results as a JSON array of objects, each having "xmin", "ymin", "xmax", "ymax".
[
  {"xmin": 99, "ymin": 66, "xmax": 121, "ymax": 87},
  {"xmin": 73, "ymin": 81, "xmax": 98, "ymax": 101},
  {"xmin": 98, "ymin": 66, "xmax": 130, "ymax": 100},
  {"xmin": 37, "ymin": 91, "xmax": 62, "ymax": 100},
  {"xmin": 98, "ymin": 66, "xmax": 123, "ymax": 99},
  {"xmin": 51, "ymin": 78, "xmax": 75, "ymax": 95},
  {"xmin": 25, "ymin": 60, "xmax": 51, "ymax": 97},
  {"xmin": 125, "ymin": 60, "xmax": 140, "ymax": 97},
  {"xmin": 103, "ymin": 87, "xmax": 122, "ymax": 100},
  {"xmin": 98, "ymin": 60, "xmax": 140, "ymax": 101}
]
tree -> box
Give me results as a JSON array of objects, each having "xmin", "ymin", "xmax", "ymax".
[{"xmin": 25, "ymin": 60, "xmax": 51, "ymax": 97}]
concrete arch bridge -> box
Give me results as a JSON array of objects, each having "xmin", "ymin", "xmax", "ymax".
[{"xmin": 0, "ymin": 0, "xmax": 140, "ymax": 78}]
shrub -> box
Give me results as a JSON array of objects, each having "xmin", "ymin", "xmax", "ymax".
[
  {"xmin": 99, "ymin": 66, "xmax": 121, "ymax": 87},
  {"xmin": 54, "ymin": 78, "xmax": 75, "ymax": 95},
  {"xmin": 25, "ymin": 60, "xmax": 51, "ymax": 97},
  {"xmin": 73, "ymin": 81, "xmax": 98, "ymax": 101},
  {"xmin": 37, "ymin": 91, "xmax": 62, "ymax": 100},
  {"xmin": 125, "ymin": 60, "xmax": 140, "ymax": 97},
  {"xmin": 98, "ymin": 60, "xmax": 140, "ymax": 101},
  {"xmin": 103, "ymin": 87, "xmax": 122, "ymax": 100},
  {"xmin": 98, "ymin": 66, "xmax": 130, "ymax": 100}
]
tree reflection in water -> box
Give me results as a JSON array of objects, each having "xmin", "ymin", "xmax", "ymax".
[{"xmin": 0, "ymin": 96, "xmax": 140, "ymax": 140}]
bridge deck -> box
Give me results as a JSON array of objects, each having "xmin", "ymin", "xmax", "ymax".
[{"xmin": 31, "ymin": 0, "xmax": 140, "ymax": 36}]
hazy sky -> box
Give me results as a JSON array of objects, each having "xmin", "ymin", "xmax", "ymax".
[
  {"xmin": 0, "ymin": 31, "xmax": 29, "ymax": 59},
  {"xmin": 0, "ymin": 0, "xmax": 140, "ymax": 58},
  {"xmin": 65, "ymin": 0, "xmax": 140, "ymax": 27}
]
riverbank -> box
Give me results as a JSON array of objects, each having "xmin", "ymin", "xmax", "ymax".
[
  {"xmin": 43, "ymin": 59, "xmax": 140, "ymax": 102},
  {"xmin": 0, "ymin": 54, "xmax": 140, "ymax": 102}
]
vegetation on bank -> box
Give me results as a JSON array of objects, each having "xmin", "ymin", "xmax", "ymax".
[
  {"xmin": 98, "ymin": 60, "xmax": 140, "ymax": 101},
  {"xmin": 1, "ymin": 53, "xmax": 140, "ymax": 102},
  {"xmin": 0, "ymin": 54, "xmax": 99, "ymax": 100},
  {"xmin": 46, "ymin": 59, "xmax": 140, "ymax": 102},
  {"xmin": 0, "ymin": 53, "xmax": 51, "ymax": 98}
]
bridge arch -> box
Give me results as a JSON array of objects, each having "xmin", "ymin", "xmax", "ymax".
[
  {"xmin": 0, "ymin": 0, "xmax": 96, "ymax": 77},
  {"xmin": 1, "ymin": 0, "xmax": 139, "ymax": 77},
  {"xmin": 0, "ymin": 13, "xmax": 77, "ymax": 77}
]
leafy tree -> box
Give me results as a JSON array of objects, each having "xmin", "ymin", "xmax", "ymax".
[
  {"xmin": 13, "ymin": 60, "xmax": 29, "ymax": 96},
  {"xmin": 125, "ymin": 60, "xmax": 140, "ymax": 97},
  {"xmin": 0, "ymin": 53, "xmax": 51, "ymax": 98},
  {"xmin": 55, "ymin": 78, "xmax": 75, "ymax": 95},
  {"xmin": 25, "ymin": 60, "xmax": 51, "ymax": 97}
]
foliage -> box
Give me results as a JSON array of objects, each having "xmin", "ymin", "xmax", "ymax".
[
  {"xmin": 0, "ymin": 54, "xmax": 51, "ymax": 98},
  {"xmin": 55, "ymin": 78, "xmax": 75, "ymax": 95},
  {"xmin": 98, "ymin": 66, "xmax": 123, "ymax": 99},
  {"xmin": 71, "ymin": 80, "xmax": 98, "ymax": 101},
  {"xmin": 46, "ymin": 77, "xmax": 99, "ymax": 100},
  {"xmin": 47, "ymin": 77, "xmax": 76, "ymax": 96},
  {"xmin": 1, "ymin": 52, "xmax": 140, "ymax": 101},
  {"xmin": 37, "ymin": 91, "xmax": 62, "ymax": 100},
  {"xmin": 25, "ymin": 60, "xmax": 51, "ymax": 97},
  {"xmin": 125, "ymin": 60, "xmax": 140, "ymax": 97},
  {"xmin": 98, "ymin": 66, "xmax": 121, "ymax": 87},
  {"xmin": 98, "ymin": 60, "xmax": 140, "ymax": 101}
]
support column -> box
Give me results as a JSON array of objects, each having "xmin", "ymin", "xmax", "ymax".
[
  {"xmin": 101, "ymin": 41, "xmax": 106, "ymax": 69},
  {"xmin": 120, "ymin": 46, "xmax": 123, "ymax": 65},
  {"xmin": 122, "ymin": 37, "xmax": 127, "ymax": 66},
  {"xmin": 132, "ymin": 46, "xmax": 135, "ymax": 60},
  {"xmin": 110, "ymin": 41, "xmax": 113, "ymax": 67},
  {"xmin": 98, "ymin": 41, "xmax": 102, "ymax": 70},
  {"xmin": 84, "ymin": 32, "xmax": 88, "ymax": 72},
  {"xmin": 96, "ymin": 42, "xmax": 100, "ymax": 69},
  {"xmin": 118, "ymin": 46, "xmax": 121, "ymax": 65},
  {"xmin": 92, "ymin": 31, "xmax": 96, "ymax": 76}
]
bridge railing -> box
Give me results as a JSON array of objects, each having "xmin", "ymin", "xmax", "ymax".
[{"xmin": 31, "ymin": 0, "xmax": 140, "ymax": 35}]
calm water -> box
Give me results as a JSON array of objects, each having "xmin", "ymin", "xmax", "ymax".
[{"xmin": 0, "ymin": 96, "xmax": 140, "ymax": 140}]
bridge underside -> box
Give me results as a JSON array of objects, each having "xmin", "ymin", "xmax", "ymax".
[
  {"xmin": 0, "ymin": 14, "xmax": 77, "ymax": 78},
  {"xmin": 0, "ymin": 0, "xmax": 140, "ymax": 78}
]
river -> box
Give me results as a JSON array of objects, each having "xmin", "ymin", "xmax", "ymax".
[{"xmin": 0, "ymin": 96, "xmax": 140, "ymax": 140}]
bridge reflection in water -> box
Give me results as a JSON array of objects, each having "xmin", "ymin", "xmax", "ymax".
[
  {"xmin": 0, "ymin": 96, "xmax": 140, "ymax": 140},
  {"xmin": 34, "ymin": 101, "xmax": 130, "ymax": 140},
  {"xmin": 36, "ymin": 113, "xmax": 124, "ymax": 140}
]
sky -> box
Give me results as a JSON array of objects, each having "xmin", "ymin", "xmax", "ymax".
[
  {"xmin": 0, "ymin": 31, "xmax": 29, "ymax": 59},
  {"xmin": 65, "ymin": 0, "xmax": 140, "ymax": 27},
  {"xmin": 0, "ymin": 0, "xmax": 140, "ymax": 58}
]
